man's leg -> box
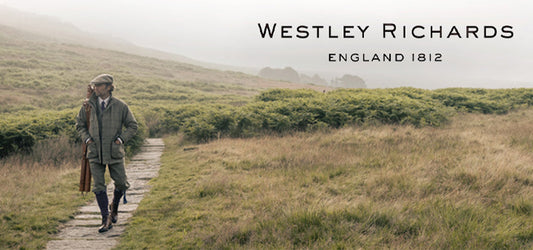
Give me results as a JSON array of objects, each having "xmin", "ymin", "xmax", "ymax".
[
  {"xmin": 108, "ymin": 160, "xmax": 130, "ymax": 223},
  {"xmin": 90, "ymin": 162, "xmax": 113, "ymax": 232}
]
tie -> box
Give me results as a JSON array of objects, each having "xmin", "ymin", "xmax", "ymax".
[{"xmin": 101, "ymin": 101, "xmax": 105, "ymax": 112}]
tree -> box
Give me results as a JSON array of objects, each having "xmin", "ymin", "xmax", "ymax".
[
  {"xmin": 332, "ymin": 74, "xmax": 366, "ymax": 88},
  {"xmin": 258, "ymin": 67, "xmax": 300, "ymax": 83}
]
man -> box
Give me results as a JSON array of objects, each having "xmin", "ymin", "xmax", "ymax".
[{"xmin": 76, "ymin": 74, "xmax": 138, "ymax": 233}]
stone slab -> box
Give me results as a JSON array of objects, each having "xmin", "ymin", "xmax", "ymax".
[
  {"xmin": 80, "ymin": 203, "xmax": 138, "ymax": 213},
  {"xmin": 56, "ymin": 225, "xmax": 126, "ymax": 240},
  {"xmin": 67, "ymin": 214, "xmax": 132, "ymax": 226},
  {"xmin": 47, "ymin": 239, "xmax": 118, "ymax": 250}
]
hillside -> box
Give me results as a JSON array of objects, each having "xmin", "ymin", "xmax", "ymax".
[
  {"xmin": 0, "ymin": 23, "xmax": 324, "ymax": 113},
  {"xmin": 0, "ymin": 4, "xmax": 260, "ymax": 75}
]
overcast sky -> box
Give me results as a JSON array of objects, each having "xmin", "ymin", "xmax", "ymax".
[{"xmin": 1, "ymin": 0, "xmax": 532, "ymax": 88}]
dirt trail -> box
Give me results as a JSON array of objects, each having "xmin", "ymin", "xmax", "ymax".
[{"xmin": 47, "ymin": 138, "xmax": 164, "ymax": 250}]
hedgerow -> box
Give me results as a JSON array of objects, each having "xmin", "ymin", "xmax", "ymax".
[
  {"xmin": 0, "ymin": 109, "xmax": 146, "ymax": 158},
  {"xmin": 1, "ymin": 87, "xmax": 532, "ymax": 156},
  {"xmin": 155, "ymin": 88, "xmax": 532, "ymax": 142},
  {"xmin": 431, "ymin": 88, "xmax": 533, "ymax": 114}
]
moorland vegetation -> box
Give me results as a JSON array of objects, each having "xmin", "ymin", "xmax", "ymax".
[{"xmin": 2, "ymin": 23, "xmax": 533, "ymax": 249}]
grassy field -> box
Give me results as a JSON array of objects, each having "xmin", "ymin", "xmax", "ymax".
[
  {"xmin": 0, "ymin": 136, "xmax": 92, "ymax": 249},
  {"xmin": 3, "ymin": 21, "xmax": 533, "ymax": 249},
  {"xmin": 117, "ymin": 109, "xmax": 533, "ymax": 249},
  {"xmin": 0, "ymin": 24, "xmax": 325, "ymax": 114}
]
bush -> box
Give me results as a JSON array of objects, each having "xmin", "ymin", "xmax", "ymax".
[
  {"xmin": 431, "ymin": 88, "xmax": 533, "ymax": 114},
  {"xmin": 149, "ymin": 88, "xmax": 454, "ymax": 142},
  {"xmin": 0, "ymin": 108, "xmax": 147, "ymax": 158},
  {"xmin": 0, "ymin": 110, "xmax": 76, "ymax": 158},
  {"xmin": 162, "ymin": 87, "xmax": 530, "ymax": 142},
  {"xmin": 4, "ymin": 87, "xmax": 529, "ymax": 152}
]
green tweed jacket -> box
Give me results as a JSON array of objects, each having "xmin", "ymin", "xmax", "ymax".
[{"xmin": 76, "ymin": 93, "xmax": 138, "ymax": 164}]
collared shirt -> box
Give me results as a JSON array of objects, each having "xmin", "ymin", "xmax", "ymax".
[{"xmin": 98, "ymin": 96, "xmax": 110, "ymax": 110}]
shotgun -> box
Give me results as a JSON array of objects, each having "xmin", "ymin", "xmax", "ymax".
[{"xmin": 79, "ymin": 85, "xmax": 93, "ymax": 193}]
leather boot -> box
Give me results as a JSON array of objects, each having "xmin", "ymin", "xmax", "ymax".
[
  {"xmin": 98, "ymin": 215, "xmax": 113, "ymax": 233},
  {"xmin": 109, "ymin": 189, "xmax": 124, "ymax": 224},
  {"xmin": 95, "ymin": 190, "xmax": 113, "ymax": 233}
]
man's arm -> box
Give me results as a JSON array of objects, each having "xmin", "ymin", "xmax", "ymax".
[
  {"xmin": 76, "ymin": 106, "xmax": 92, "ymax": 143},
  {"xmin": 118, "ymin": 105, "xmax": 138, "ymax": 144}
]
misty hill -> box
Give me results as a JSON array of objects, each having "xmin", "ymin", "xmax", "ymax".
[
  {"xmin": 331, "ymin": 74, "xmax": 367, "ymax": 88},
  {"xmin": 0, "ymin": 4, "xmax": 259, "ymax": 75},
  {"xmin": 259, "ymin": 66, "xmax": 365, "ymax": 88},
  {"xmin": 0, "ymin": 23, "xmax": 324, "ymax": 113},
  {"xmin": 0, "ymin": 5, "xmax": 367, "ymax": 87},
  {"xmin": 259, "ymin": 67, "xmax": 301, "ymax": 83},
  {"xmin": 300, "ymin": 73, "xmax": 328, "ymax": 85}
]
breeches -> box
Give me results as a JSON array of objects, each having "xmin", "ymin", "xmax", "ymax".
[{"xmin": 90, "ymin": 160, "xmax": 130, "ymax": 193}]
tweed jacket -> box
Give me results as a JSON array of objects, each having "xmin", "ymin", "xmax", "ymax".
[{"xmin": 76, "ymin": 93, "xmax": 138, "ymax": 164}]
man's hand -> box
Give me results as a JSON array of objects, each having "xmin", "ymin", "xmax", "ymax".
[{"xmin": 87, "ymin": 84, "xmax": 94, "ymax": 97}]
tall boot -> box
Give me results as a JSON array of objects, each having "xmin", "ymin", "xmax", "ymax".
[
  {"xmin": 109, "ymin": 189, "xmax": 124, "ymax": 224},
  {"xmin": 95, "ymin": 190, "xmax": 113, "ymax": 233}
]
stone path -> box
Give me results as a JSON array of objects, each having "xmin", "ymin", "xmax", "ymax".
[{"xmin": 47, "ymin": 138, "xmax": 164, "ymax": 250}]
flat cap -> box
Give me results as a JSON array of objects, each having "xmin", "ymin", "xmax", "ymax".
[{"xmin": 90, "ymin": 74, "xmax": 114, "ymax": 85}]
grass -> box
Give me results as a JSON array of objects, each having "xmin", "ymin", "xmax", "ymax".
[
  {"xmin": 0, "ymin": 23, "xmax": 322, "ymax": 249},
  {"xmin": 0, "ymin": 136, "xmax": 93, "ymax": 249},
  {"xmin": 0, "ymin": 24, "xmax": 326, "ymax": 114},
  {"xmin": 3, "ymin": 20, "xmax": 533, "ymax": 249},
  {"xmin": 117, "ymin": 108, "xmax": 533, "ymax": 249}
]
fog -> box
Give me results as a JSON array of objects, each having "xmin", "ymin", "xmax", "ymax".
[{"xmin": 1, "ymin": 0, "xmax": 532, "ymax": 88}]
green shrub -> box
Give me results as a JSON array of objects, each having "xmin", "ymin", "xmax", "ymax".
[
  {"xmin": 3, "ymin": 87, "xmax": 530, "ymax": 152},
  {"xmin": 0, "ymin": 108, "xmax": 146, "ymax": 158},
  {"xmin": 145, "ymin": 88, "xmax": 533, "ymax": 142}
]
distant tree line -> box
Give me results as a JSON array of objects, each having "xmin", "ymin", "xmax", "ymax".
[{"xmin": 258, "ymin": 66, "xmax": 367, "ymax": 88}]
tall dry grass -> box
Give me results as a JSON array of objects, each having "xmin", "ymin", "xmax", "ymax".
[
  {"xmin": 0, "ymin": 135, "xmax": 91, "ymax": 249},
  {"xmin": 120, "ymin": 109, "xmax": 533, "ymax": 249}
]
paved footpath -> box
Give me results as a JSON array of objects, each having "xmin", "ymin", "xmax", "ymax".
[{"xmin": 47, "ymin": 138, "xmax": 164, "ymax": 250}]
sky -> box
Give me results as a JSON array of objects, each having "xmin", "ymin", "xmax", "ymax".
[{"xmin": 0, "ymin": 0, "xmax": 532, "ymax": 88}]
